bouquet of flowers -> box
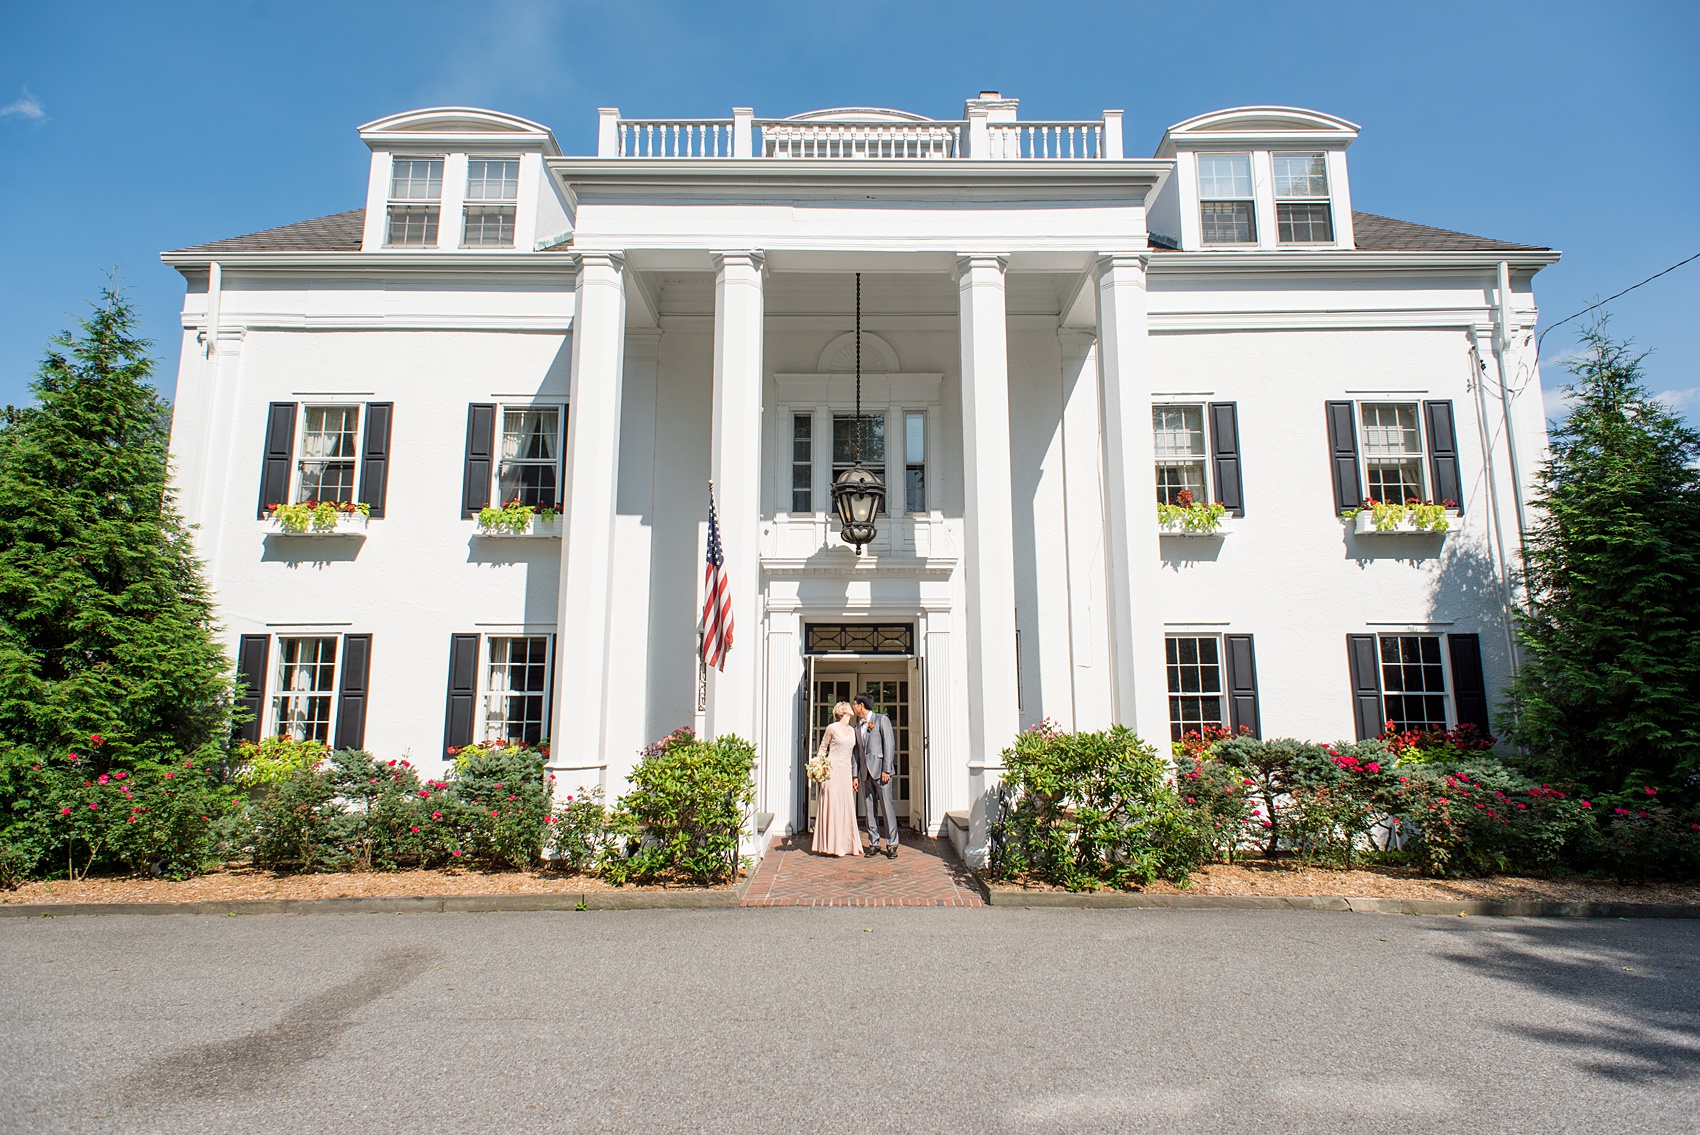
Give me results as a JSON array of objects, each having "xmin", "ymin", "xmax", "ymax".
[{"xmin": 806, "ymin": 753, "xmax": 833, "ymax": 784}]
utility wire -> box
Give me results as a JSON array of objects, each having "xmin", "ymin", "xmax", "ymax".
[{"xmin": 1537, "ymin": 249, "xmax": 1700, "ymax": 355}]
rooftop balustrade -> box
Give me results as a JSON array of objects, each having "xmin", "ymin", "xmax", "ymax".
[{"xmin": 596, "ymin": 106, "xmax": 1124, "ymax": 160}]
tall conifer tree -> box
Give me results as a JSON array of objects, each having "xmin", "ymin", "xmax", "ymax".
[
  {"xmin": 1510, "ymin": 324, "xmax": 1700, "ymax": 792},
  {"xmin": 0, "ymin": 286, "xmax": 232, "ymax": 764}
]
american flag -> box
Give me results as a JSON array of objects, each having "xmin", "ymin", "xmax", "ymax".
[{"xmin": 701, "ymin": 486, "xmax": 733, "ymax": 671}]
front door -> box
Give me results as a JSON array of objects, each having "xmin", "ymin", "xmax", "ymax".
[{"xmin": 806, "ymin": 662, "xmax": 920, "ymax": 831}]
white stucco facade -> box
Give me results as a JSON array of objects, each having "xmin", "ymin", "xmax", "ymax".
[{"xmin": 164, "ymin": 95, "xmax": 1557, "ymax": 864}]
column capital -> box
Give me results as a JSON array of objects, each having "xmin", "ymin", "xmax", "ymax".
[
  {"xmin": 710, "ymin": 249, "xmax": 766, "ymax": 275},
  {"xmin": 1095, "ymin": 252, "xmax": 1150, "ymax": 279},
  {"xmin": 1056, "ymin": 327, "xmax": 1097, "ymax": 360},
  {"xmin": 956, "ymin": 252, "xmax": 1010, "ymax": 278},
  {"xmin": 571, "ymin": 249, "xmax": 627, "ymax": 276}
]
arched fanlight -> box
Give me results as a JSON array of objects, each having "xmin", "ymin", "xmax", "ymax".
[{"xmin": 831, "ymin": 272, "xmax": 886, "ymax": 555}]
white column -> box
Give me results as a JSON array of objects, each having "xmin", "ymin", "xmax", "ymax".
[
  {"xmin": 554, "ymin": 252, "xmax": 627, "ymax": 770},
  {"xmin": 705, "ymin": 251, "xmax": 765, "ymax": 745},
  {"xmin": 1094, "ymin": 254, "xmax": 1170, "ymax": 743},
  {"xmin": 1058, "ymin": 329, "xmax": 1114, "ymax": 732},
  {"xmin": 957, "ymin": 253, "xmax": 1022, "ymax": 862}
]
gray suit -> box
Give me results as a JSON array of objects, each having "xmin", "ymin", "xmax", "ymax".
[{"xmin": 854, "ymin": 711, "xmax": 900, "ymax": 849}]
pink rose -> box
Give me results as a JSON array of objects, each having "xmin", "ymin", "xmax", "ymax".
[
  {"xmin": 59, "ymin": 807, "xmax": 71, "ymax": 815},
  {"xmin": 411, "ymin": 826, "xmax": 421, "ymax": 833}
]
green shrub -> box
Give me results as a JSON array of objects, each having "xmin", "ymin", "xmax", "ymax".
[
  {"xmin": 602, "ymin": 729, "xmax": 754, "ymax": 886},
  {"xmin": 446, "ymin": 742, "xmax": 554, "ymax": 868},
  {"xmin": 326, "ymin": 749, "xmax": 460, "ymax": 870},
  {"xmin": 548, "ymin": 786, "xmax": 612, "ymax": 874},
  {"xmin": 1390, "ymin": 761, "xmax": 1597, "ymax": 878},
  {"xmin": 992, "ymin": 722, "xmax": 1203, "ymax": 891},
  {"xmin": 250, "ymin": 762, "xmax": 353, "ymax": 872},
  {"xmin": 232, "ymin": 736, "xmax": 328, "ymax": 789},
  {"xmin": 1592, "ymin": 786, "xmax": 1700, "ymax": 884},
  {"xmin": 1172, "ymin": 729, "xmax": 1256, "ymax": 863}
]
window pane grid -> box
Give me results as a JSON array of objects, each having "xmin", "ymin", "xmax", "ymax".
[
  {"xmin": 497, "ymin": 408, "xmax": 560, "ymax": 507},
  {"xmin": 389, "ymin": 158, "xmax": 443, "ymax": 201},
  {"xmin": 905, "ymin": 411, "xmax": 925, "ymax": 513},
  {"xmin": 1166, "ymin": 636, "xmax": 1224, "ymax": 741},
  {"xmin": 1380, "ymin": 635, "xmax": 1447, "ymax": 732},
  {"xmin": 1277, "ymin": 202, "xmax": 1333, "ymax": 243},
  {"xmin": 462, "ymin": 205, "xmax": 516, "ymax": 248},
  {"xmin": 465, "ymin": 159, "xmax": 519, "ymax": 202},
  {"xmin": 1154, "ymin": 406, "xmax": 1208, "ymax": 504},
  {"xmin": 1200, "ymin": 201, "xmax": 1254, "ymax": 244},
  {"xmin": 385, "ymin": 205, "xmax": 439, "ymax": 247},
  {"xmin": 1362, "ymin": 403, "xmax": 1424, "ymax": 501},
  {"xmin": 1197, "ymin": 153, "xmax": 1253, "ymax": 198},
  {"xmin": 1273, "ymin": 152, "xmax": 1329, "ymax": 198},
  {"xmin": 485, "ymin": 636, "xmax": 549, "ymax": 745},
  {"xmin": 791, "ymin": 414, "xmax": 813, "ymax": 512},
  {"xmin": 297, "ymin": 406, "xmax": 358, "ymax": 503},
  {"xmin": 273, "ymin": 637, "xmax": 337, "ymax": 743},
  {"xmin": 832, "ymin": 414, "xmax": 885, "ymax": 516}
]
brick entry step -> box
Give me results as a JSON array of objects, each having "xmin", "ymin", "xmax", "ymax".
[{"xmin": 741, "ymin": 833, "xmax": 986, "ymax": 907}]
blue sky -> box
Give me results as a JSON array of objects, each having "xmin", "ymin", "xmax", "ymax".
[{"xmin": 2, "ymin": 0, "xmax": 1696, "ymax": 424}]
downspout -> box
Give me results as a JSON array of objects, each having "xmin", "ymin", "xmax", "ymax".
[
  {"xmin": 1471, "ymin": 339, "xmax": 1519, "ymax": 678},
  {"xmin": 1493, "ymin": 260, "xmax": 1530, "ymax": 559}
]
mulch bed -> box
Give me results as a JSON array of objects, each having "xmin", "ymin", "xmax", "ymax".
[
  {"xmin": 989, "ymin": 859, "xmax": 1700, "ymax": 905},
  {"xmin": 2, "ymin": 865, "xmax": 736, "ymax": 905}
]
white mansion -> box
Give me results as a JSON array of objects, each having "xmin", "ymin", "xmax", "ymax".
[{"xmin": 163, "ymin": 94, "xmax": 1555, "ymax": 862}]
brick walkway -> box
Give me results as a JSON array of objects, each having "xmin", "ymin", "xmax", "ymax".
[{"xmin": 741, "ymin": 833, "xmax": 986, "ymax": 907}]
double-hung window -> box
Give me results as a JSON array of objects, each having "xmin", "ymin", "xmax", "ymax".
[
  {"xmin": 1167, "ymin": 635, "xmax": 1224, "ymax": 741},
  {"xmin": 904, "ymin": 411, "xmax": 926, "ymax": 513},
  {"xmin": 832, "ymin": 413, "xmax": 886, "ymax": 517},
  {"xmin": 1198, "ymin": 153, "xmax": 1255, "ymax": 244},
  {"xmin": 1153, "ymin": 405, "xmax": 1208, "ymax": 504},
  {"xmin": 296, "ymin": 405, "xmax": 360, "ymax": 504},
  {"xmin": 790, "ymin": 414, "xmax": 814, "ymax": 512},
  {"xmin": 483, "ymin": 636, "xmax": 550, "ymax": 745},
  {"xmin": 463, "ymin": 158, "xmax": 519, "ymax": 248},
  {"xmin": 386, "ymin": 156, "xmax": 443, "ymax": 247},
  {"xmin": 1379, "ymin": 635, "xmax": 1448, "ymax": 732},
  {"xmin": 1274, "ymin": 152, "xmax": 1333, "ymax": 244},
  {"xmin": 1360, "ymin": 403, "xmax": 1426, "ymax": 504},
  {"xmin": 273, "ymin": 637, "xmax": 337, "ymax": 742},
  {"xmin": 497, "ymin": 406, "xmax": 562, "ymax": 508}
]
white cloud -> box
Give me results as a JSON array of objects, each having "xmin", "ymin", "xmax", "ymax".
[
  {"xmin": 0, "ymin": 88, "xmax": 45, "ymax": 121},
  {"xmin": 1541, "ymin": 381, "xmax": 1576, "ymax": 423},
  {"xmin": 1654, "ymin": 386, "xmax": 1700, "ymax": 412}
]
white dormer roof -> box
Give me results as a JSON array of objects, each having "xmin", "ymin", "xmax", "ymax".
[
  {"xmin": 358, "ymin": 107, "xmax": 561, "ymax": 155},
  {"xmin": 1156, "ymin": 106, "xmax": 1359, "ymax": 155},
  {"xmin": 782, "ymin": 107, "xmax": 934, "ymax": 123}
]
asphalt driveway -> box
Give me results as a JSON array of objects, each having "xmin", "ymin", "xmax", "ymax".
[{"xmin": 1, "ymin": 906, "xmax": 1694, "ymax": 1134}]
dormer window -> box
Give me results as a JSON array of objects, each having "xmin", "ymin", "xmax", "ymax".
[
  {"xmin": 386, "ymin": 156, "xmax": 443, "ymax": 247},
  {"xmin": 1197, "ymin": 153, "xmax": 1255, "ymax": 245},
  {"xmin": 463, "ymin": 158, "xmax": 519, "ymax": 248},
  {"xmin": 1274, "ymin": 152, "xmax": 1333, "ymax": 243}
]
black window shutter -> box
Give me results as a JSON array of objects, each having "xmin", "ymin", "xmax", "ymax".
[
  {"xmin": 1346, "ymin": 634, "xmax": 1383, "ymax": 741},
  {"xmin": 234, "ymin": 635, "xmax": 270, "ymax": 744},
  {"xmin": 552, "ymin": 405, "xmax": 570, "ymax": 511},
  {"xmin": 1223, "ymin": 633, "xmax": 1260, "ymax": 737},
  {"xmin": 334, "ymin": 634, "xmax": 372, "ymax": 751},
  {"xmin": 1447, "ymin": 633, "xmax": 1491, "ymax": 733},
  {"xmin": 461, "ymin": 404, "xmax": 497, "ymax": 518},
  {"xmin": 258, "ymin": 403, "xmax": 297, "ymax": 518},
  {"xmin": 358, "ymin": 402, "xmax": 393, "ymax": 518},
  {"xmin": 1208, "ymin": 402, "xmax": 1244, "ymax": 516},
  {"xmin": 444, "ymin": 633, "xmax": 480, "ymax": 754},
  {"xmin": 1325, "ymin": 401, "xmax": 1361, "ymax": 514},
  {"xmin": 1424, "ymin": 400, "xmax": 1463, "ymax": 512}
]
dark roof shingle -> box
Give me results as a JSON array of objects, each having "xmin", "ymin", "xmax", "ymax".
[
  {"xmin": 171, "ymin": 208, "xmax": 366, "ymax": 254},
  {"xmin": 1347, "ymin": 211, "xmax": 1546, "ymax": 253}
]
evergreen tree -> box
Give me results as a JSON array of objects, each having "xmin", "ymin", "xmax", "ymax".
[
  {"xmin": 0, "ymin": 286, "xmax": 232, "ymax": 765},
  {"xmin": 1510, "ymin": 324, "xmax": 1700, "ymax": 793}
]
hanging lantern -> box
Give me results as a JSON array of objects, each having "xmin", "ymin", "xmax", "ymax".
[{"xmin": 831, "ymin": 272, "xmax": 886, "ymax": 555}]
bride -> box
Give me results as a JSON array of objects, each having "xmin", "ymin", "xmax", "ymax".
[{"xmin": 812, "ymin": 701, "xmax": 862, "ymax": 857}]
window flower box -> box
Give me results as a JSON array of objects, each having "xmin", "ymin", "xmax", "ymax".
[
  {"xmin": 476, "ymin": 501, "xmax": 562, "ymax": 538},
  {"xmin": 265, "ymin": 501, "xmax": 369, "ymax": 536},
  {"xmin": 1347, "ymin": 500, "xmax": 1458, "ymax": 535},
  {"xmin": 1157, "ymin": 494, "xmax": 1228, "ymax": 536}
]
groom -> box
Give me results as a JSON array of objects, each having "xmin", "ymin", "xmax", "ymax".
[{"xmin": 851, "ymin": 693, "xmax": 899, "ymax": 859}]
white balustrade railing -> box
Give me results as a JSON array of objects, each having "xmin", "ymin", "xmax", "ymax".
[
  {"xmin": 617, "ymin": 119, "xmax": 735, "ymax": 158},
  {"xmin": 598, "ymin": 111, "xmax": 1121, "ymax": 160},
  {"xmin": 985, "ymin": 121, "xmax": 1105, "ymax": 160},
  {"xmin": 757, "ymin": 119, "xmax": 962, "ymax": 159}
]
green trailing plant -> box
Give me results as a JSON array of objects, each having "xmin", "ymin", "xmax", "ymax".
[
  {"xmin": 991, "ymin": 721, "xmax": 1204, "ymax": 890},
  {"xmin": 1508, "ymin": 323, "xmax": 1700, "ymax": 794},
  {"xmin": 1156, "ymin": 489, "xmax": 1226, "ymax": 532},
  {"xmin": 602, "ymin": 729, "xmax": 755, "ymax": 886},
  {"xmin": 267, "ymin": 499, "xmax": 368, "ymax": 532},
  {"xmin": 0, "ymin": 284, "xmax": 234, "ymax": 766},
  {"xmin": 477, "ymin": 499, "xmax": 556, "ymax": 534},
  {"xmin": 1343, "ymin": 498, "xmax": 1452, "ymax": 532}
]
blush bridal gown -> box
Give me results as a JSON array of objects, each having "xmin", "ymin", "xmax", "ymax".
[{"xmin": 812, "ymin": 720, "xmax": 862, "ymax": 857}]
